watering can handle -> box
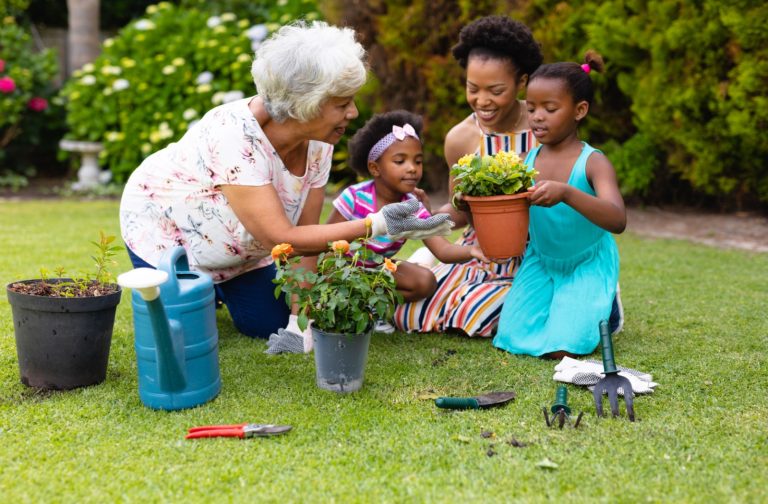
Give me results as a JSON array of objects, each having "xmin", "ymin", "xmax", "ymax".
[
  {"xmin": 157, "ymin": 247, "xmax": 191, "ymax": 275},
  {"xmin": 599, "ymin": 320, "xmax": 618, "ymax": 374}
]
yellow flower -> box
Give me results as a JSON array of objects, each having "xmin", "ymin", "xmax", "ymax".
[
  {"xmin": 457, "ymin": 153, "xmax": 474, "ymax": 167},
  {"xmin": 271, "ymin": 243, "xmax": 294, "ymax": 261},
  {"xmin": 383, "ymin": 258, "xmax": 397, "ymax": 273},
  {"xmin": 332, "ymin": 240, "xmax": 350, "ymax": 254}
]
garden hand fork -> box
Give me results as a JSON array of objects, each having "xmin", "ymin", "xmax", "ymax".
[{"xmin": 593, "ymin": 320, "xmax": 635, "ymax": 421}]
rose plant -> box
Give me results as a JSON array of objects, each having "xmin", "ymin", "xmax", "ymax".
[
  {"xmin": 0, "ymin": 13, "xmax": 59, "ymax": 179},
  {"xmin": 450, "ymin": 150, "xmax": 538, "ymax": 202},
  {"xmin": 271, "ymin": 238, "xmax": 403, "ymax": 335}
]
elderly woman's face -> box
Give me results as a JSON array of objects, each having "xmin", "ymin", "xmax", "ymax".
[{"xmin": 302, "ymin": 96, "xmax": 359, "ymax": 144}]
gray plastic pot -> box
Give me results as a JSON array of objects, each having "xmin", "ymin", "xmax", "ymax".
[
  {"xmin": 311, "ymin": 327, "xmax": 371, "ymax": 393},
  {"xmin": 7, "ymin": 279, "xmax": 122, "ymax": 390}
]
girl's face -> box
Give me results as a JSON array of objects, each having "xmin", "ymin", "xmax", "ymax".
[
  {"xmin": 525, "ymin": 77, "xmax": 588, "ymax": 145},
  {"xmin": 301, "ymin": 96, "xmax": 359, "ymax": 144},
  {"xmin": 369, "ymin": 137, "xmax": 423, "ymax": 199},
  {"xmin": 465, "ymin": 55, "xmax": 525, "ymax": 133}
]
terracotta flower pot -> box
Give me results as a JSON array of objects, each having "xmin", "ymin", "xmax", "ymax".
[{"xmin": 465, "ymin": 193, "xmax": 530, "ymax": 259}]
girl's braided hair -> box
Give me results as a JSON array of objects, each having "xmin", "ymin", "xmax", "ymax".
[{"xmin": 529, "ymin": 50, "xmax": 605, "ymax": 106}]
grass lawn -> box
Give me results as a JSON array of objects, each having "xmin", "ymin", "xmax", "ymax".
[{"xmin": 1, "ymin": 199, "xmax": 766, "ymax": 502}]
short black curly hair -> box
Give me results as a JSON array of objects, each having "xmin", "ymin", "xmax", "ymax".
[
  {"xmin": 347, "ymin": 109, "xmax": 424, "ymax": 176},
  {"xmin": 451, "ymin": 15, "xmax": 543, "ymax": 78}
]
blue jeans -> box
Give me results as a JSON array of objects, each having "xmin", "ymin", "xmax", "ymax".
[{"xmin": 126, "ymin": 247, "xmax": 290, "ymax": 339}]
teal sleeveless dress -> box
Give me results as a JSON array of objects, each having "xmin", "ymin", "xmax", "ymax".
[{"xmin": 492, "ymin": 143, "xmax": 619, "ymax": 356}]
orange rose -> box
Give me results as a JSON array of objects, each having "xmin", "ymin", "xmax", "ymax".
[
  {"xmin": 271, "ymin": 243, "xmax": 294, "ymax": 261},
  {"xmin": 383, "ymin": 258, "xmax": 397, "ymax": 273},
  {"xmin": 331, "ymin": 240, "xmax": 350, "ymax": 254}
]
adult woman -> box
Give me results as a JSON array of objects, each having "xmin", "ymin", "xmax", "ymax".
[
  {"xmin": 119, "ymin": 21, "xmax": 452, "ymax": 341},
  {"xmin": 394, "ymin": 15, "xmax": 543, "ymax": 337}
]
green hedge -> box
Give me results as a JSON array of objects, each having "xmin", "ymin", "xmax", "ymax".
[{"xmin": 329, "ymin": 0, "xmax": 768, "ymax": 208}]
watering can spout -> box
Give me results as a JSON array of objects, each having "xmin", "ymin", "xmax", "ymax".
[{"xmin": 118, "ymin": 268, "xmax": 187, "ymax": 392}]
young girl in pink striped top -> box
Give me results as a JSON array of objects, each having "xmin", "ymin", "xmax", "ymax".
[{"xmin": 327, "ymin": 110, "xmax": 487, "ymax": 304}]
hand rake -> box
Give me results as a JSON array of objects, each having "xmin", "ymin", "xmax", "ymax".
[
  {"xmin": 593, "ymin": 320, "xmax": 635, "ymax": 421},
  {"xmin": 543, "ymin": 385, "xmax": 583, "ymax": 429}
]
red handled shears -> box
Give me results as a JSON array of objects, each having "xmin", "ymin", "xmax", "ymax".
[{"xmin": 186, "ymin": 423, "xmax": 292, "ymax": 439}]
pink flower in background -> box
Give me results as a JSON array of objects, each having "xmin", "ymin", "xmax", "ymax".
[
  {"xmin": 27, "ymin": 97, "xmax": 48, "ymax": 111},
  {"xmin": 0, "ymin": 59, "xmax": 5, "ymax": 72},
  {"xmin": 0, "ymin": 76, "xmax": 15, "ymax": 93}
]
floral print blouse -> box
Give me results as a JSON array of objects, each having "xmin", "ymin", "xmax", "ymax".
[{"xmin": 120, "ymin": 97, "xmax": 332, "ymax": 283}]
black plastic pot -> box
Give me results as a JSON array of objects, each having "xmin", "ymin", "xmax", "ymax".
[{"xmin": 6, "ymin": 279, "xmax": 122, "ymax": 390}]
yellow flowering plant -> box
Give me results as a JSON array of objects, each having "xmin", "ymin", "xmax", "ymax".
[
  {"xmin": 271, "ymin": 238, "xmax": 403, "ymax": 335},
  {"xmin": 450, "ymin": 150, "xmax": 538, "ymax": 203}
]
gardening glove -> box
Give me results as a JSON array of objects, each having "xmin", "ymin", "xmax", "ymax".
[
  {"xmin": 265, "ymin": 315, "xmax": 313, "ymax": 354},
  {"xmin": 368, "ymin": 200, "xmax": 454, "ymax": 241},
  {"xmin": 553, "ymin": 356, "xmax": 658, "ymax": 395}
]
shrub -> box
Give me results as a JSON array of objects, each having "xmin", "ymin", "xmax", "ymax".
[
  {"xmin": 324, "ymin": 0, "xmax": 529, "ymax": 193},
  {"xmin": 0, "ymin": 10, "xmax": 61, "ymax": 181},
  {"xmin": 527, "ymin": 0, "xmax": 768, "ymax": 208},
  {"xmin": 59, "ymin": 1, "xmax": 322, "ymax": 183}
]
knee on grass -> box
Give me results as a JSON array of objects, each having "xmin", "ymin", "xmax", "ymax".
[{"xmin": 395, "ymin": 262, "xmax": 438, "ymax": 302}]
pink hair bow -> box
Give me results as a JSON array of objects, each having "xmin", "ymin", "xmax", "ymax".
[
  {"xmin": 392, "ymin": 123, "xmax": 417, "ymax": 141},
  {"xmin": 581, "ymin": 63, "xmax": 591, "ymax": 74}
]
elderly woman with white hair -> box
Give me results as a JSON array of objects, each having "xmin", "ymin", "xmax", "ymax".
[{"xmin": 119, "ymin": 21, "xmax": 452, "ymax": 344}]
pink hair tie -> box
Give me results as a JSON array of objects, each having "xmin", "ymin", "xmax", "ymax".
[{"xmin": 581, "ymin": 63, "xmax": 591, "ymax": 74}]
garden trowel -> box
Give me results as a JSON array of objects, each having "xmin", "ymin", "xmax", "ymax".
[{"xmin": 435, "ymin": 391, "xmax": 516, "ymax": 410}]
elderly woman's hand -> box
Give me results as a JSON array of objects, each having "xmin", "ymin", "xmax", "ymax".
[{"xmin": 369, "ymin": 199, "xmax": 455, "ymax": 240}]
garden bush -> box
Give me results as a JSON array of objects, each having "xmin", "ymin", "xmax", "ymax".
[
  {"xmin": 329, "ymin": 0, "xmax": 767, "ymax": 208},
  {"xmin": 0, "ymin": 6, "xmax": 61, "ymax": 186},
  {"xmin": 59, "ymin": 1, "xmax": 321, "ymax": 183}
]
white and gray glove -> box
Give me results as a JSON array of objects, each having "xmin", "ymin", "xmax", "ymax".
[
  {"xmin": 265, "ymin": 314, "xmax": 313, "ymax": 354},
  {"xmin": 553, "ymin": 356, "xmax": 658, "ymax": 395},
  {"xmin": 368, "ymin": 199, "xmax": 454, "ymax": 240}
]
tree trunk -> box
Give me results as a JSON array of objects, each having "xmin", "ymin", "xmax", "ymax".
[{"xmin": 66, "ymin": 0, "xmax": 100, "ymax": 75}]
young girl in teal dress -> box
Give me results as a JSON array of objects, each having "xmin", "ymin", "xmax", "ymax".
[{"xmin": 493, "ymin": 51, "xmax": 626, "ymax": 358}]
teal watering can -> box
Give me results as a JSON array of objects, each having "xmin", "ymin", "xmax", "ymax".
[{"xmin": 117, "ymin": 247, "xmax": 221, "ymax": 410}]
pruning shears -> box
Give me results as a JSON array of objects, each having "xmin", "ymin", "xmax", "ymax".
[{"xmin": 186, "ymin": 423, "xmax": 292, "ymax": 439}]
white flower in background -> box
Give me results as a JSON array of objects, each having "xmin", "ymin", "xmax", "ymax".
[
  {"xmin": 207, "ymin": 16, "xmax": 221, "ymax": 28},
  {"xmin": 80, "ymin": 75, "xmax": 96, "ymax": 85},
  {"xmin": 159, "ymin": 122, "xmax": 173, "ymax": 139},
  {"xmin": 221, "ymin": 12, "xmax": 236, "ymax": 22},
  {"xmin": 237, "ymin": 19, "xmax": 249, "ymax": 29},
  {"xmin": 103, "ymin": 87, "xmax": 113, "ymax": 96},
  {"xmin": 211, "ymin": 91, "xmax": 226, "ymax": 105},
  {"xmin": 134, "ymin": 19, "xmax": 156, "ymax": 31},
  {"xmin": 196, "ymin": 71, "xmax": 213, "ymax": 85},
  {"xmin": 222, "ymin": 90, "xmax": 245, "ymax": 104},
  {"xmin": 103, "ymin": 38, "xmax": 114, "ymax": 48},
  {"xmin": 196, "ymin": 84, "xmax": 212, "ymax": 93},
  {"xmin": 246, "ymin": 24, "xmax": 268, "ymax": 42},
  {"xmin": 141, "ymin": 143, "xmax": 152, "ymax": 154},
  {"xmin": 112, "ymin": 79, "xmax": 130, "ymax": 91},
  {"xmin": 82, "ymin": 63, "xmax": 95, "ymax": 73},
  {"xmin": 172, "ymin": 57, "xmax": 185, "ymax": 67},
  {"xmin": 162, "ymin": 65, "xmax": 176, "ymax": 75},
  {"xmin": 106, "ymin": 131, "xmax": 123, "ymax": 142},
  {"xmin": 213, "ymin": 25, "xmax": 227, "ymax": 34},
  {"xmin": 237, "ymin": 53, "xmax": 251, "ymax": 63},
  {"xmin": 183, "ymin": 108, "xmax": 198, "ymax": 121},
  {"xmin": 121, "ymin": 58, "xmax": 136, "ymax": 68},
  {"xmin": 146, "ymin": 5, "xmax": 158, "ymax": 14},
  {"xmin": 101, "ymin": 65, "xmax": 122, "ymax": 76}
]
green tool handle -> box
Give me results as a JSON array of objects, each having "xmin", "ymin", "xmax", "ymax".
[
  {"xmin": 435, "ymin": 397, "xmax": 480, "ymax": 409},
  {"xmin": 551, "ymin": 385, "xmax": 571, "ymax": 415},
  {"xmin": 599, "ymin": 320, "xmax": 618, "ymax": 374}
]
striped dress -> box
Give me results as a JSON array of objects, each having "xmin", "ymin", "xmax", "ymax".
[{"xmin": 393, "ymin": 118, "xmax": 538, "ymax": 337}]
